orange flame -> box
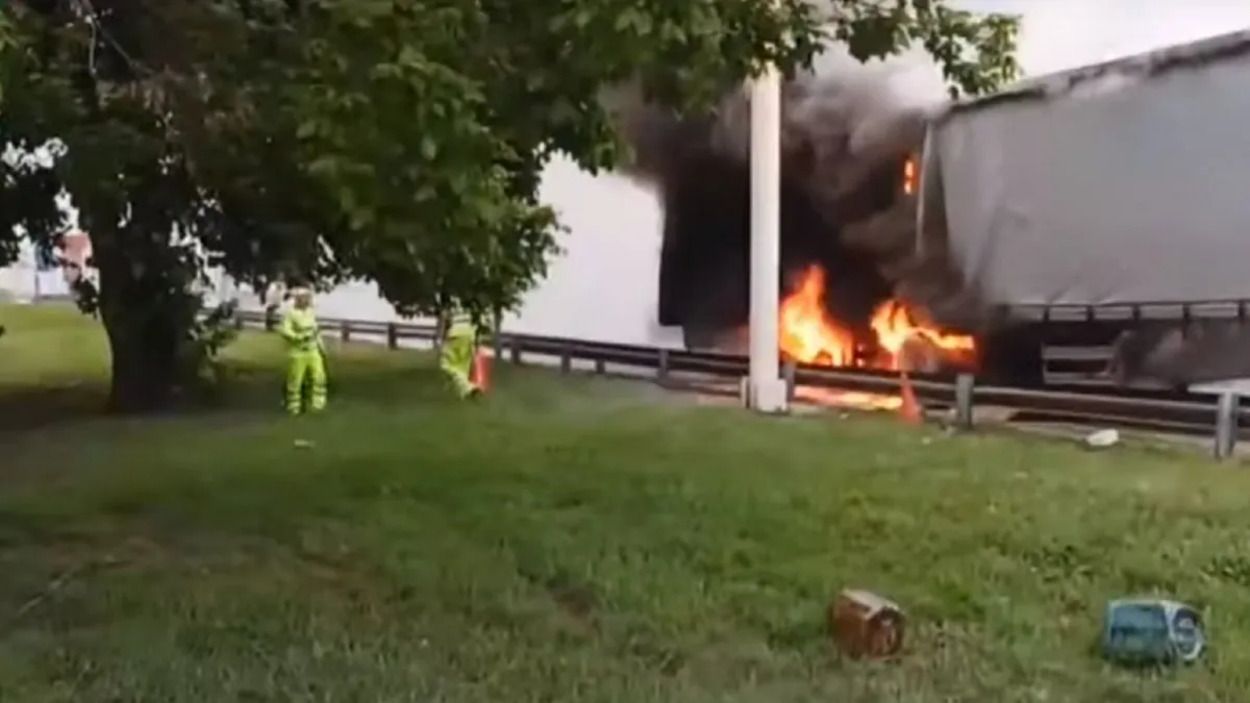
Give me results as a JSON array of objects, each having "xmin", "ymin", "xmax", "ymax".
[
  {"xmin": 779, "ymin": 266, "xmax": 976, "ymax": 373},
  {"xmin": 902, "ymin": 156, "xmax": 918, "ymax": 196},
  {"xmin": 796, "ymin": 387, "xmax": 904, "ymax": 412},
  {"xmin": 779, "ymin": 267, "xmax": 858, "ymax": 367},
  {"xmin": 870, "ymin": 300, "xmax": 976, "ymax": 371}
]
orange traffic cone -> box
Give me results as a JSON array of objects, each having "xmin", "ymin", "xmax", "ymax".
[
  {"xmin": 898, "ymin": 370, "xmax": 923, "ymax": 425},
  {"xmin": 470, "ymin": 348, "xmax": 491, "ymax": 393}
]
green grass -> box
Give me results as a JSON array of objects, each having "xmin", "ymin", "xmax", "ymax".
[{"xmin": 2, "ymin": 304, "xmax": 1250, "ymax": 702}]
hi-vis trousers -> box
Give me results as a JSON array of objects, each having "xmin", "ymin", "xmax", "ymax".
[{"xmin": 286, "ymin": 349, "xmax": 327, "ymax": 414}]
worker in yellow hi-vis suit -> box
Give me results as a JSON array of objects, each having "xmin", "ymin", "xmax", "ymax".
[
  {"xmin": 440, "ymin": 310, "xmax": 481, "ymax": 398},
  {"xmin": 279, "ymin": 288, "xmax": 327, "ymax": 414}
]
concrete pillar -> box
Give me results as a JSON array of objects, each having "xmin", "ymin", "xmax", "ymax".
[{"xmin": 745, "ymin": 67, "xmax": 788, "ymax": 414}]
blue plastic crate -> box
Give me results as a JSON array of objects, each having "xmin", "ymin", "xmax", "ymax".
[{"xmin": 1102, "ymin": 599, "xmax": 1205, "ymax": 666}]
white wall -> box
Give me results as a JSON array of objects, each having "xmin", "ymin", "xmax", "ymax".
[
  {"xmin": 0, "ymin": 245, "xmax": 36, "ymax": 302},
  {"xmin": 505, "ymin": 157, "xmax": 680, "ymax": 346},
  {"xmin": 8, "ymin": 157, "xmax": 676, "ymax": 347},
  {"xmin": 0, "ymin": 241, "xmax": 74, "ymax": 302},
  {"xmin": 268, "ymin": 156, "xmax": 680, "ymax": 347}
]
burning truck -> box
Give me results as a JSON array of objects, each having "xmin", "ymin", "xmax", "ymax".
[{"xmin": 623, "ymin": 29, "xmax": 1250, "ymax": 390}]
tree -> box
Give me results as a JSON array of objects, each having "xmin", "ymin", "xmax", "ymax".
[
  {"xmin": 831, "ymin": 0, "xmax": 1019, "ymax": 97},
  {"xmin": 0, "ymin": 0, "xmax": 1018, "ymax": 412},
  {"xmin": 1, "ymin": 1, "xmax": 259, "ymax": 410}
]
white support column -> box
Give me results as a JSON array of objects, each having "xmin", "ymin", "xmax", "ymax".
[{"xmin": 745, "ymin": 65, "xmax": 788, "ymax": 414}]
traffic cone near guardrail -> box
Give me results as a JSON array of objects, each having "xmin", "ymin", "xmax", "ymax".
[
  {"xmin": 898, "ymin": 370, "xmax": 923, "ymax": 425},
  {"xmin": 471, "ymin": 348, "xmax": 491, "ymax": 393}
]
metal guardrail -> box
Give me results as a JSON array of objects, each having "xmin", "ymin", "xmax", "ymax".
[{"xmin": 236, "ymin": 310, "xmax": 1249, "ymax": 461}]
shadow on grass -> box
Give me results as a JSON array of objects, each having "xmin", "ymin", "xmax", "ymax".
[
  {"xmin": 0, "ymin": 348, "xmax": 446, "ymax": 434},
  {"xmin": 218, "ymin": 350, "xmax": 451, "ymax": 412},
  {"xmin": 0, "ymin": 384, "xmax": 110, "ymax": 433},
  {"xmin": 0, "ymin": 304, "xmax": 474, "ymax": 434}
]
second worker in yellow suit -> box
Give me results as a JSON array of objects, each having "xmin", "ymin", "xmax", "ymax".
[
  {"xmin": 279, "ymin": 288, "xmax": 328, "ymax": 414},
  {"xmin": 440, "ymin": 310, "xmax": 482, "ymax": 399}
]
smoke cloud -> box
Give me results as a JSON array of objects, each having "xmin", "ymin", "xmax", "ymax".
[
  {"xmin": 611, "ymin": 36, "xmax": 980, "ymax": 351},
  {"xmin": 605, "ymin": 18, "xmax": 1250, "ymax": 387}
]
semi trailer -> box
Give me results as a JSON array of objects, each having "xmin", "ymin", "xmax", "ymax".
[{"xmin": 919, "ymin": 29, "xmax": 1250, "ymax": 388}]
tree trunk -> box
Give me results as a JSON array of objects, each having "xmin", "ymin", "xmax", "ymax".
[
  {"xmin": 94, "ymin": 235, "xmax": 191, "ymax": 414},
  {"xmin": 101, "ymin": 305, "xmax": 182, "ymax": 413}
]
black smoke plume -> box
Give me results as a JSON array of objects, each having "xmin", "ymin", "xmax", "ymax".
[{"xmin": 612, "ymin": 45, "xmax": 972, "ymax": 352}]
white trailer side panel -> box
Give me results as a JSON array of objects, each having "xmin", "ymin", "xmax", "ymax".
[{"xmin": 929, "ymin": 35, "xmax": 1250, "ymax": 308}]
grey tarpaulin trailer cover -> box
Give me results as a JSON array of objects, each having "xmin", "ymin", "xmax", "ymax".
[{"xmin": 919, "ymin": 29, "xmax": 1250, "ymax": 316}]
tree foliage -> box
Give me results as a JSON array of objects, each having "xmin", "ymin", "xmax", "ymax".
[
  {"xmin": 263, "ymin": 0, "xmax": 829, "ymax": 316},
  {"xmin": 0, "ymin": 0, "xmax": 1017, "ymax": 411},
  {"xmin": 830, "ymin": 0, "xmax": 1020, "ymax": 97}
]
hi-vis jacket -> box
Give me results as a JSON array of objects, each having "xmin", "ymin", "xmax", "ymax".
[{"xmin": 279, "ymin": 307, "xmax": 324, "ymax": 353}]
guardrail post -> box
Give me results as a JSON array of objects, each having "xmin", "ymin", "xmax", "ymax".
[
  {"xmin": 492, "ymin": 313, "xmax": 503, "ymax": 362},
  {"xmin": 386, "ymin": 322, "xmax": 398, "ymax": 350},
  {"xmin": 234, "ymin": 314, "xmax": 244, "ymax": 331},
  {"xmin": 783, "ymin": 361, "xmax": 797, "ymax": 402},
  {"xmin": 594, "ymin": 357, "xmax": 606, "ymax": 375},
  {"xmin": 264, "ymin": 307, "xmax": 277, "ymax": 331},
  {"xmin": 510, "ymin": 338, "xmax": 522, "ymax": 365},
  {"xmin": 560, "ymin": 344, "xmax": 572, "ymax": 374},
  {"xmin": 1214, "ymin": 391, "xmax": 1239, "ymax": 461},
  {"xmin": 955, "ymin": 373, "xmax": 976, "ymax": 430},
  {"xmin": 431, "ymin": 312, "xmax": 443, "ymax": 356},
  {"xmin": 340, "ymin": 321, "xmax": 351, "ymax": 343},
  {"xmin": 658, "ymin": 349, "xmax": 670, "ymax": 380}
]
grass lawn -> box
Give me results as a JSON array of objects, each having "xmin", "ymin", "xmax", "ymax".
[{"xmin": 2, "ymin": 304, "xmax": 1250, "ymax": 702}]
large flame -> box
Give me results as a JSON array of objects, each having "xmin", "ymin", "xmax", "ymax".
[
  {"xmin": 780, "ymin": 265, "xmax": 976, "ymax": 372},
  {"xmin": 870, "ymin": 300, "xmax": 976, "ymax": 371},
  {"xmin": 779, "ymin": 267, "xmax": 858, "ymax": 366}
]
